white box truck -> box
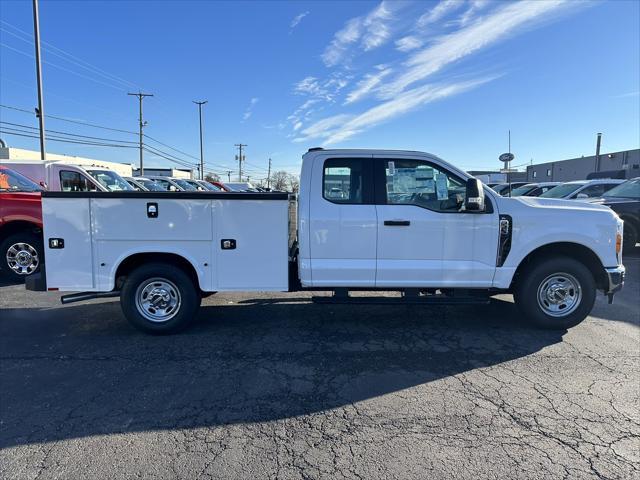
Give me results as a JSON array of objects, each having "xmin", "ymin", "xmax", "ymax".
[{"xmin": 27, "ymin": 149, "xmax": 625, "ymax": 333}]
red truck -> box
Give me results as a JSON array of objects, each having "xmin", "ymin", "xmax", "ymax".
[{"xmin": 0, "ymin": 166, "xmax": 43, "ymax": 281}]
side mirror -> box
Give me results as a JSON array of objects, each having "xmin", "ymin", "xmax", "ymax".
[
  {"xmin": 39, "ymin": 181, "xmax": 48, "ymax": 189},
  {"xmin": 465, "ymin": 178, "xmax": 485, "ymax": 212}
]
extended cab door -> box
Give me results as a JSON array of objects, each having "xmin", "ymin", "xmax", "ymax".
[
  {"xmin": 307, "ymin": 156, "xmax": 377, "ymax": 287},
  {"xmin": 374, "ymin": 156, "xmax": 499, "ymax": 288}
]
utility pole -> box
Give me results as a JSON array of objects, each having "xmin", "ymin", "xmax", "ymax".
[
  {"xmin": 128, "ymin": 92, "xmax": 153, "ymax": 176},
  {"xmin": 32, "ymin": 0, "xmax": 46, "ymax": 160},
  {"xmin": 267, "ymin": 157, "xmax": 272, "ymax": 189},
  {"xmin": 193, "ymin": 100, "xmax": 207, "ymax": 180},
  {"xmin": 234, "ymin": 143, "xmax": 247, "ymax": 182},
  {"xmin": 226, "ymin": 170, "xmax": 232, "ymax": 182}
]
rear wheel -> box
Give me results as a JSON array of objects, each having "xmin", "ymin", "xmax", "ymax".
[
  {"xmin": 0, "ymin": 232, "xmax": 43, "ymax": 281},
  {"xmin": 120, "ymin": 263, "xmax": 201, "ymax": 334},
  {"xmin": 514, "ymin": 256, "xmax": 596, "ymax": 329}
]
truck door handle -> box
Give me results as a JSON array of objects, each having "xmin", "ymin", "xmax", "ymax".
[{"xmin": 384, "ymin": 220, "xmax": 411, "ymax": 226}]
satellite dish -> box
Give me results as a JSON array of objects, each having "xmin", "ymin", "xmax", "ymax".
[{"xmin": 499, "ymin": 153, "xmax": 514, "ymax": 163}]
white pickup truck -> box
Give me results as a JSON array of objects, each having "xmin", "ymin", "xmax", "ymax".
[{"xmin": 27, "ymin": 148, "xmax": 625, "ymax": 333}]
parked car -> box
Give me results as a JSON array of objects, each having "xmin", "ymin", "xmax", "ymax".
[
  {"xmin": 29, "ymin": 148, "xmax": 624, "ymax": 334},
  {"xmin": 539, "ymin": 179, "xmax": 625, "ymax": 200},
  {"xmin": 195, "ymin": 180, "xmax": 223, "ymax": 191},
  {"xmin": 1, "ymin": 160, "xmax": 123, "ymax": 192},
  {"xmin": 211, "ymin": 181, "xmax": 232, "ymax": 191},
  {"xmin": 589, "ymin": 178, "xmax": 640, "ymax": 251},
  {"xmin": 490, "ymin": 182, "xmax": 529, "ymax": 196},
  {"xmin": 224, "ymin": 182, "xmax": 257, "ymax": 192},
  {"xmin": 0, "ymin": 166, "xmax": 43, "ymax": 281},
  {"xmin": 144, "ymin": 176, "xmax": 185, "ymax": 192},
  {"xmin": 511, "ymin": 182, "xmax": 561, "ymax": 197}
]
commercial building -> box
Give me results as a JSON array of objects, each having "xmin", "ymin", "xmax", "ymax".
[
  {"xmin": 526, "ymin": 149, "xmax": 639, "ymax": 182},
  {"xmin": 0, "ymin": 146, "xmax": 133, "ymax": 177},
  {"xmin": 132, "ymin": 167, "xmax": 193, "ymax": 179}
]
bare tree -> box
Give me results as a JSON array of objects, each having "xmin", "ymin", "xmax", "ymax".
[
  {"xmin": 205, "ymin": 173, "xmax": 220, "ymax": 182},
  {"xmin": 288, "ymin": 174, "xmax": 300, "ymax": 193},
  {"xmin": 271, "ymin": 171, "xmax": 290, "ymax": 191}
]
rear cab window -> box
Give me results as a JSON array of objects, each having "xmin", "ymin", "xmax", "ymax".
[
  {"xmin": 60, "ymin": 170, "xmax": 98, "ymax": 192},
  {"xmin": 323, "ymin": 158, "xmax": 373, "ymax": 204}
]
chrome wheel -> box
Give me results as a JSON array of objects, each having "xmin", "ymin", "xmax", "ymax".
[
  {"xmin": 135, "ymin": 278, "xmax": 182, "ymax": 323},
  {"xmin": 536, "ymin": 273, "xmax": 582, "ymax": 317},
  {"xmin": 6, "ymin": 242, "xmax": 39, "ymax": 276}
]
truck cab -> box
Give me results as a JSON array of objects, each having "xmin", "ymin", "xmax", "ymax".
[
  {"xmin": 0, "ymin": 160, "xmax": 132, "ymax": 192},
  {"xmin": 28, "ymin": 149, "xmax": 625, "ymax": 334}
]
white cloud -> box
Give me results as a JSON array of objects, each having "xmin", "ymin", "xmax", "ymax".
[
  {"xmin": 344, "ymin": 67, "xmax": 393, "ymax": 104},
  {"xmin": 242, "ymin": 97, "xmax": 259, "ymax": 121},
  {"xmin": 321, "ymin": 1, "xmax": 395, "ymax": 67},
  {"xmin": 456, "ymin": 0, "xmax": 491, "ymax": 27},
  {"xmin": 380, "ymin": 0, "xmax": 572, "ymax": 99},
  {"xmin": 290, "ymin": 11, "xmax": 310, "ymax": 29},
  {"xmin": 417, "ymin": 0, "xmax": 464, "ymax": 27},
  {"xmin": 395, "ymin": 36, "xmax": 423, "ymax": 52},
  {"xmin": 296, "ymin": 77, "xmax": 495, "ymax": 144}
]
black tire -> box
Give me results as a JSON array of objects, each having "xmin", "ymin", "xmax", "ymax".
[
  {"xmin": 514, "ymin": 256, "xmax": 596, "ymax": 330},
  {"xmin": 623, "ymin": 222, "xmax": 638, "ymax": 252},
  {"xmin": 0, "ymin": 232, "xmax": 43, "ymax": 282},
  {"xmin": 120, "ymin": 262, "xmax": 201, "ymax": 334}
]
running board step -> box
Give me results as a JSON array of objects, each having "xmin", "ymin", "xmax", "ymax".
[{"xmin": 312, "ymin": 291, "xmax": 490, "ymax": 305}]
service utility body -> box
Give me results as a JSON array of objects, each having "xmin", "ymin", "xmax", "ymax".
[{"xmin": 27, "ymin": 149, "xmax": 626, "ymax": 333}]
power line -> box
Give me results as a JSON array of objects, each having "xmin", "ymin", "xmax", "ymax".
[
  {"xmin": 0, "ymin": 104, "xmax": 137, "ymax": 135},
  {"xmin": 0, "ymin": 121, "xmax": 138, "ymax": 144},
  {"xmin": 0, "ymin": 128, "xmax": 138, "ymax": 148},
  {"xmin": 0, "ymin": 21, "xmax": 141, "ymax": 91}
]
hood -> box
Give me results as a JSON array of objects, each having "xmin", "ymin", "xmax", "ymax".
[
  {"xmin": 508, "ymin": 196, "xmax": 613, "ymax": 213},
  {"xmin": 591, "ymin": 197, "xmax": 639, "ymax": 206}
]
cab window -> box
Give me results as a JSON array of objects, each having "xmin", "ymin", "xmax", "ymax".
[
  {"xmin": 60, "ymin": 171, "xmax": 98, "ymax": 192},
  {"xmin": 323, "ymin": 158, "xmax": 370, "ymax": 204},
  {"xmin": 384, "ymin": 159, "xmax": 466, "ymax": 212}
]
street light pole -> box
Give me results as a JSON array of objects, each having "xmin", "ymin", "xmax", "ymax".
[
  {"xmin": 32, "ymin": 0, "xmax": 46, "ymax": 160},
  {"xmin": 193, "ymin": 100, "xmax": 207, "ymax": 180}
]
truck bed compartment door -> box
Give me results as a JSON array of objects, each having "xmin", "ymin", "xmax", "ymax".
[{"xmin": 42, "ymin": 197, "xmax": 95, "ymax": 290}]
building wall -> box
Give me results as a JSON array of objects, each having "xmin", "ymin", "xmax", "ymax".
[
  {"xmin": 526, "ymin": 149, "xmax": 639, "ymax": 182},
  {"xmin": 132, "ymin": 167, "xmax": 193, "ymax": 179},
  {"xmin": 0, "ymin": 147, "xmax": 133, "ymax": 176}
]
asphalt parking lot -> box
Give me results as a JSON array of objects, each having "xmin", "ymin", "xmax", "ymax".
[{"xmin": 1, "ymin": 253, "xmax": 639, "ymax": 480}]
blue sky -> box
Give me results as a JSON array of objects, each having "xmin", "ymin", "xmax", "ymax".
[{"xmin": 0, "ymin": 0, "xmax": 639, "ymax": 180}]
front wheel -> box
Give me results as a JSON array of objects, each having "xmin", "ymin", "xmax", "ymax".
[
  {"xmin": 514, "ymin": 256, "xmax": 596, "ymax": 329},
  {"xmin": 120, "ymin": 263, "xmax": 201, "ymax": 334},
  {"xmin": 0, "ymin": 232, "xmax": 43, "ymax": 281}
]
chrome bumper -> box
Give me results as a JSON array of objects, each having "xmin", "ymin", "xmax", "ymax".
[{"xmin": 604, "ymin": 265, "xmax": 625, "ymax": 302}]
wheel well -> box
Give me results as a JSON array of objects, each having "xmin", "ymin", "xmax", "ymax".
[
  {"xmin": 620, "ymin": 215, "xmax": 639, "ymax": 234},
  {"xmin": 511, "ymin": 242, "xmax": 607, "ymax": 290},
  {"xmin": 0, "ymin": 221, "xmax": 42, "ymax": 240},
  {"xmin": 114, "ymin": 253, "xmax": 199, "ymax": 290}
]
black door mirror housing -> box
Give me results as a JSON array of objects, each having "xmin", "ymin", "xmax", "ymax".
[{"xmin": 465, "ymin": 178, "xmax": 485, "ymax": 212}]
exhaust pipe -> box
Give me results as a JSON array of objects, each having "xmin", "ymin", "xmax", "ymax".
[{"xmin": 60, "ymin": 291, "xmax": 120, "ymax": 304}]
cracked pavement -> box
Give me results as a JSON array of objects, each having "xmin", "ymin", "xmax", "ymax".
[{"xmin": 1, "ymin": 253, "xmax": 638, "ymax": 479}]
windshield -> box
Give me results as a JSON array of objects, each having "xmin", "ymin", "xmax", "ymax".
[
  {"xmin": 603, "ymin": 179, "xmax": 640, "ymax": 199},
  {"xmin": 539, "ymin": 183, "xmax": 582, "ymax": 198},
  {"xmin": 0, "ymin": 168, "xmax": 42, "ymax": 192},
  {"xmin": 511, "ymin": 185, "xmax": 536, "ymax": 196},
  {"xmin": 86, "ymin": 170, "xmax": 133, "ymax": 192},
  {"xmin": 199, "ymin": 182, "xmax": 221, "ymax": 191},
  {"xmin": 173, "ymin": 179, "xmax": 198, "ymax": 191},
  {"xmin": 138, "ymin": 179, "xmax": 166, "ymax": 191}
]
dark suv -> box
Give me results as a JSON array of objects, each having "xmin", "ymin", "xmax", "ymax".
[{"xmin": 591, "ymin": 178, "xmax": 640, "ymax": 251}]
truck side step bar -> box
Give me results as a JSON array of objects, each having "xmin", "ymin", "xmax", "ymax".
[
  {"xmin": 312, "ymin": 289, "xmax": 490, "ymax": 305},
  {"xmin": 60, "ymin": 291, "xmax": 120, "ymax": 305}
]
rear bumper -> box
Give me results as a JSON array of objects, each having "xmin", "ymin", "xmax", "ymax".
[{"xmin": 604, "ymin": 265, "xmax": 625, "ymax": 295}]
